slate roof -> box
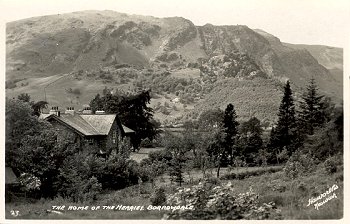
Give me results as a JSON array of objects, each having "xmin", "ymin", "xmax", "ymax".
[
  {"xmin": 59, "ymin": 114, "xmax": 101, "ymax": 136},
  {"xmin": 41, "ymin": 113, "xmax": 134, "ymax": 136},
  {"xmin": 80, "ymin": 114, "xmax": 117, "ymax": 135}
]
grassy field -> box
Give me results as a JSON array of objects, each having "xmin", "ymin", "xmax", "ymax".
[{"xmin": 5, "ymin": 163, "xmax": 342, "ymax": 220}]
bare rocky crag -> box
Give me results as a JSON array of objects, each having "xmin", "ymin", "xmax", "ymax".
[{"xmin": 6, "ymin": 10, "xmax": 343, "ymax": 125}]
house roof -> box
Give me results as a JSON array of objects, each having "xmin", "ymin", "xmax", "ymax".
[
  {"xmin": 122, "ymin": 125, "xmax": 135, "ymax": 134},
  {"xmin": 6, "ymin": 167, "xmax": 19, "ymax": 184},
  {"xmin": 80, "ymin": 114, "xmax": 117, "ymax": 135},
  {"xmin": 41, "ymin": 113, "xmax": 135, "ymax": 136},
  {"xmin": 59, "ymin": 114, "xmax": 101, "ymax": 136}
]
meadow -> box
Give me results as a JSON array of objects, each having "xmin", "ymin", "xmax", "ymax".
[{"xmin": 5, "ymin": 163, "xmax": 343, "ymax": 220}]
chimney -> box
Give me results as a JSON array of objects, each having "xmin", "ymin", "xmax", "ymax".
[
  {"xmin": 95, "ymin": 110, "xmax": 106, "ymax": 115},
  {"xmin": 65, "ymin": 106, "xmax": 75, "ymax": 116},
  {"xmin": 82, "ymin": 106, "xmax": 92, "ymax": 114},
  {"xmin": 49, "ymin": 106, "xmax": 60, "ymax": 116}
]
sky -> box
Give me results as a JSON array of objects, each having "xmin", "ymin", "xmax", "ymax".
[{"xmin": 0, "ymin": 0, "xmax": 349, "ymax": 48}]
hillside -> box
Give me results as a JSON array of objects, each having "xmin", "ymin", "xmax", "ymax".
[
  {"xmin": 282, "ymin": 43, "xmax": 343, "ymax": 85},
  {"xmin": 6, "ymin": 10, "xmax": 343, "ymax": 125}
]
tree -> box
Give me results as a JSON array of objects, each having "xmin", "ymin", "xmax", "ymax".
[
  {"xmin": 118, "ymin": 90, "xmax": 160, "ymax": 149},
  {"xmin": 205, "ymin": 127, "xmax": 226, "ymax": 178},
  {"xmin": 302, "ymin": 105, "xmax": 343, "ymax": 161},
  {"xmin": 17, "ymin": 93, "xmax": 31, "ymax": 103},
  {"xmin": 197, "ymin": 108, "xmax": 224, "ymax": 131},
  {"xmin": 14, "ymin": 130, "xmax": 78, "ymax": 198},
  {"xmin": 238, "ymin": 117, "xmax": 263, "ymax": 165},
  {"xmin": 6, "ymin": 98, "xmax": 48, "ymax": 156},
  {"xmin": 6, "ymin": 98, "xmax": 83, "ymax": 198},
  {"xmin": 164, "ymin": 133, "xmax": 188, "ymax": 186},
  {"xmin": 89, "ymin": 90, "xmax": 160, "ymax": 149},
  {"xmin": 223, "ymin": 103, "xmax": 239, "ymax": 166},
  {"xmin": 89, "ymin": 93, "xmax": 104, "ymax": 113},
  {"xmin": 32, "ymin": 101, "xmax": 48, "ymax": 116},
  {"xmin": 270, "ymin": 81, "xmax": 298, "ymax": 155},
  {"xmin": 298, "ymin": 78, "xmax": 328, "ymax": 135},
  {"xmin": 211, "ymin": 103, "xmax": 239, "ymax": 178},
  {"xmin": 169, "ymin": 157, "xmax": 185, "ymax": 186}
]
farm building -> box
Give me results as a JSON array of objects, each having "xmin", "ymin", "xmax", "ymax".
[
  {"xmin": 39, "ymin": 106, "xmax": 135, "ymax": 154},
  {"xmin": 5, "ymin": 167, "xmax": 19, "ymax": 185}
]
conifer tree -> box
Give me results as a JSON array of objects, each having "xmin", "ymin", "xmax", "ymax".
[
  {"xmin": 223, "ymin": 103, "xmax": 239, "ymax": 166},
  {"xmin": 298, "ymin": 78, "xmax": 327, "ymax": 135},
  {"xmin": 272, "ymin": 81, "xmax": 298, "ymax": 155}
]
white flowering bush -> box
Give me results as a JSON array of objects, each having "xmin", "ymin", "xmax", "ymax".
[
  {"xmin": 19, "ymin": 173, "xmax": 41, "ymax": 191},
  {"xmin": 283, "ymin": 151, "xmax": 317, "ymax": 179},
  {"xmin": 164, "ymin": 181, "xmax": 282, "ymax": 220}
]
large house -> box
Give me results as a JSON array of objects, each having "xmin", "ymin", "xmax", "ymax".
[{"xmin": 39, "ymin": 106, "xmax": 135, "ymax": 154}]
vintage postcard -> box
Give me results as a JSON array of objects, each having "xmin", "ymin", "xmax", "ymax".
[{"xmin": 1, "ymin": 0, "xmax": 349, "ymax": 223}]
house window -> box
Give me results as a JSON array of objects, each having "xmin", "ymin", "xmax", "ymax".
[{"xmin": 112, "ymin": 131, "xmax": 117, "ymax": 144}]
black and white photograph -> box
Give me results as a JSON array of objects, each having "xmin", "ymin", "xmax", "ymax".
[{"xmin": 1, "ymin": 0, "xmax": 349, "ymax": 222}]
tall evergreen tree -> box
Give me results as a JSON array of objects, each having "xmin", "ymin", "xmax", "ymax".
[
  {"xmin": 298, "ymin": 78, "xmax": 327, "ymax": 135},
  {"xmin": 223, "ymin": 103, "xmax": 239, "ymax": 166},
  {"xmin": 271, "ymin": 81, "xmax": 298, "ymax": 155}
]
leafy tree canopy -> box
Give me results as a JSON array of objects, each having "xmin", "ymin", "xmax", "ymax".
[{"xmin": 90, "ymin": 89, "xmax": 160, "ymax": 149}]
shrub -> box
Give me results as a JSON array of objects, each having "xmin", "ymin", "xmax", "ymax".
[
  {"xmin": 150, "ymin": 187, "xmax": 166, "ymax": 206},
  {"xmin": 138, "ymin": 150, "xmax": 171, "ymax": 182},
  {"xmin": 18, "ymin": 173, "xmax": 41, "ymax": 191},
  {"xmin": 98, "ymin": 155, "xmax": 139, "ymax": 190},
  {"xmin": 324, "ymin": 157, "xmax": 337, "ymax": 174},
  {"xmin": 140, "ymin": 138, "xmax": 153, "ymax": 148},
  {"xmin": 283, "ymin": 151, "xmax": 316, "ymax": 179},
  {"xmin": 164, "ymin": 181, "xmax": 282, "ymax": 220},
  {"xmin": 80, "ymin": 176, "xmax": 102, "ymax": 202},
  {"xmin": 283, "ymin": 161, "xmax": 303, "ymax": 179},
  {"xmin": 148, "ymin": 150, "xmax": 173, "ymax": 163},
  {"xmin": 295, "ymin": 182, "xmax": 308, "ymax": 197},
  {"xmin": 139, "ymin": 137, "xmax": 163, "ymax": 148},
  {"xmin": 334, "ymin": 173, "xmax": 343, "ymax": 183}
]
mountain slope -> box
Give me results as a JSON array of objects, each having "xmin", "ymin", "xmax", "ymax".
[
  {"xmin": 6, "ymin": 10, "xmax": 343, "ymax": 125},
  {"xmin": 282, "ymin": 43, "xmax": 343, "ymax": 85}
]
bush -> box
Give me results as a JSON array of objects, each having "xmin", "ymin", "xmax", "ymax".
[
  {"xmin": 80, "ymin": 176, "xmax": 102, "ymax": 202},
  {"xmin": 57, "ymin": 151, "xmax": 141, "ymax": 202},
  {"xmin": 98, "ymin": 155, "xmax": 139, "ymax": 190},
  {"xmin": 139, "ymin": 136, "xmax": 163, "ymax": 148},
  {"xmin": 138, "ymin": 150, "xmax": 172, "ymax": 182},
  {"xmin": 283, "ymin": 151, "xmax": 316, "ymax": 179},
  {"xmin": 334, "ymin": 173, "xmax": 343, "ymax": 183},
  {"xmin": 56, "ymin": 154, "xmax": 103, "ymax": 202},
  {"xmin": 150, "ymin": 187, "xmax": 166, "ymax": 206},
  {"xmin": 324, "ymin": 157, "xmax": 337, "ymax": 174},
  {"xmin": 140, "ymin": 138, "xmax": 153, "ymax": 148},
  {"xmin": 283, "ymin": 161, "xmax": 303, "ymax": 179},
  {"xmin": 164, "ymin": 181, "xmax": 282, "ymax": 220}
]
